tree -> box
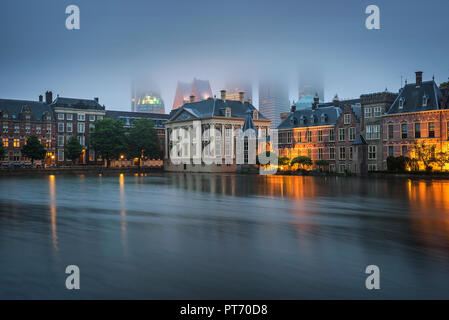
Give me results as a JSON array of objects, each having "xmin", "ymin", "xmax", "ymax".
[
  {"xmin": 64, "ymin": 136, "xmax": 83, "ymax": 164},
  {"xmin": 387, "ymin": 156, "xmax": 410, "ymax": 172},
  {"xmin": 291, "ymin": 156, "xmax": 312, "ymax": 170},
  {"xmin": 90, "ymin": 119, "xmax": 127, "ymax": 167},
  {"xmin": 0, "ymin": 141, "xmax": 5, "ymax": 160},
  {"xmin": 440, "ymin": 81, "xmax": 449, "ymax": 89},
  {"xmin": 412, "ymin": 141, "xmax": 436, "ymax": 172},
  {"xmin": 21, "ymin": 136, "xmax": 46, "ymax": 164},
  {"xmin": 315, "ymin": 159, "xmax": 329, "ymax": 171},
  {"xmin": 435, "ymin": 152, "xmax": 449, "ymax": 171},
  {"xmin": 278, "ymin": 157, "xmax": 290, "ymax": 166},
  {"xmin": 127, "ymin": 118, "xmax": 162, "ymax": 167}
]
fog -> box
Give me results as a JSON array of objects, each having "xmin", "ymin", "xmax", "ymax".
[{"xmin": 1, "ymin": 0, "xmax": 448, "ymax": 111}]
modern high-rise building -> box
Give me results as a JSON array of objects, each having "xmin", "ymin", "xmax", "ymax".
[
  {"xmin": 172, "ymin": 78, "xmax": 212, "ymax": 110},
  {"xmin": 224, "ymin": 81, "xmax": 253, "ymax": 102},
  {"xmin": 258, "ymin": 80, "xmax": 290, "ymax": 129},
  {"xmin": 298, "ymin": 67, "xmax": 324, "ymax": 101},
  {"xmin": 131, "ymin": 90, "xmax": 165, "ymax": 114}
]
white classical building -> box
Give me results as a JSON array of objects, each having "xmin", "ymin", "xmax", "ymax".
[{"xmin": 164, "ymin": 91, "xmax": 271, "ymax": 172}]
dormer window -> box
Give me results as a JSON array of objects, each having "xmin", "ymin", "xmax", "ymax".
[
  {"xmin": 321, "ymin": 114, "xmax": 327, "ymax": 123},
  {"xmin": 399, "ymin": 97, "xmax": 405, "ymax": 109},
  {"xmin": 310, "ymin": 115, "xmax": 316, "ymax": 124},
  {"xmin": 253, "ymin": 110, "xmax": 259, "ymax": 119},
  {"xmin": 2, "ymin": 113, "xmax": 8, "ymax": 119},
  {"xmin": 225, "ymin": 107, "xmax": 231, "ymax": 118},
  {"xmin": 422, "ymin": 94, "xmax": 428, "ymax": 107},
  {"xmin": 300, "ymin": 115, "xmax": 306, "ymax": 125}
]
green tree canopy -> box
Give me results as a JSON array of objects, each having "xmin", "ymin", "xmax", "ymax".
[
  {"xmin": 0, "ymin": 141, "xmax": 5, "ymax": 159},
  {"xmin": 90, "ymin": 118, "xmax": 127, "ymax": 167},
  {"xmin": 127, "ymin": 118, "xmax": 162, "ymax": 165},
  {"xmin": 64, "ymin": 136, "xmax": 83, "ymax": 163},
  {"xmin": 435, "ymin": 152, "xmax": 449, "ymax": 171},
  {"xmin": 412, "ymin": 141, "xmax": 436, "ymax": 172},
  {"xmin": 21, "ymin": 136, "xmax": 46, "ymax": 163},
  {"xmin": 291, "ymin": 156, "xmax": 312, "ymax": 169}
]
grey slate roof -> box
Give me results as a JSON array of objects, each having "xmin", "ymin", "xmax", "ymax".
[
  {"xmin": 0, "ymin": 99, "xmax": 53, "ymax": 121},
  {"xmin": 106, "ymin": 110, "xmax": 169, "ymax": 128},
  {"xmin": 386, "ymin": 81, "xmax": 442, "ymax": 114},
  {"xmin": 277, "ymin": 106, "xmax": 341, "ymax": 129},
  {"xmin": 242, "ymin": 110, "xmax": 257, "ymax": 135},
  {"xmin": 51, "ymin": 97, "xmax": 105, "ymax": 110},
  {"xmin": 169, "ymin": 98, "xmax": 267, "ymax": 121}
]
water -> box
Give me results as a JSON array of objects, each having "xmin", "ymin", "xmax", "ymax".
[{"xmin": 1, "ymin": 173, "xmax": 449, "ymax": 299}]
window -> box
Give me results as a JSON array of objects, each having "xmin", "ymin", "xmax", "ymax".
[
  {"xmin": 47, "ymin": 124, "xmax": 52, "ymax": 133},
  {"xmin": 25, "ymin": 125, "xmax": 30, "ymax": 134},
  {"xmin": 447, "ymin": 121, "xmax": 449, "ymax": 140},
  {"xmin": 329, "ymin": 129, "xmax": 335, "ymax": 142},
  {"xmin": 66, "ymin": 114, "xmax": 73, "ymax": 121},
  {"xmin": 13, "ymin": 138, "xmax": 20, "ymax": 148},
  {"xmin": 414, "ymin": 123, "xmax": 421, "ymax": 138},
  {"xmin": 401, "ymin": 123, "xmax": 408, "ymax": 139},
  {"xmin": 307, "ymin": 148, "xmax": 312, "ymax": 159},
  {"xmin": 364, "ymin": 108, "xmax": 372, "ymax": 118},
  {"xmin": 306, "ymin": 131, "xmax": 312, "ymax": 142},
  {"xmin": 330, "ymin": 164, "xmax": 335, "ymax": 172},
  {"xmin": 318, "ymin": 148, "xmax": 323, "ymax": 160},
  {"xmin": 79, "ymin": 136, "xmax": 85, "ymax": 146},
  {"xmin": 3, "ymin": 124, "xmax": 8, "ymax": 133},
  {"xmin": 388, "ymin": 124, "xmax": 394, "ymax": 140},
  {"xmin": 36, "ymin": 126, "xmax": 41, "ymax": 134},
  {"xmin": 349, "ymin": 127, "xmax": 356, "ymax": 141},
  {"xmin": 428, "ymin": 122, "xmax": 435, "ymax": 138},
  {"xmin": 225, "ymin": 108, "xmax": 231, "ymax": 118},
  {"xmin": 339, "ymin": 128, "xmax": 345, "ymax": 141},
  {"xmin": 2, "ymin": 138, "xmax": 8, "ymax": 147},
  {"xmin": 339, "ymin": 164, "xmax": 346, "ymax": 173},
  {"xmin": 89, "ymin": 124, "xmax": 95, "ymax": 133},
  {"xmin": 296, "ymin": 131, "xmax": 301, "ymax": 143},
  {"xmin": 25, "ymin": 115, "xmax": 31, "ymax": 121},
  {"xmin": 58, "ymin": 123, "xmax": 64, "ymax": 133},
  {"xmin": 402, "ymin": 145, "xmax": 408, "ymax": 156},
  {"xmin": 399, "ymin": 98, "xmax": 404, "ymax": 109},
  {"xmin": 318, "ymin": 130, "xmax": 323, "ymax": 142},
  {"xmin": 58, "ymin": 149, "xmax": 64, "ymax": 161},
  {"xmin": 253, "ymin": 110, "xmax": 259, "ymax": 119},
  {"xmin": 97, "ymin": 115, "xmax": 103, "ymax": 120},
  {"xmin": 58, "ymin": 113, "xmax": 64, "ymax": 120},
  {"xmin": 339, "ymin": 147, "xmax": 346, "ymax": 160},
  {"xmin": 77, "ymin": 114, "xmax": 85, "ymax": 121},
  {"xmin": 388, "ymin": 146, "xmax": 394, "ymax": 157},
  {"xmin": 344, "ymin": 114, "xmax": 351, "ymax": 125},
  {"xmin": 58, "ymin": 136, "xmax": 64, "ymax": 147},
  {"xmin": 349, "ymin": 147, "xmax": 353, "ymax": 160},
  {"xmin": 78, "ymin": 123, "xmax": 85, "ymax": 133},
  {"xmin": 89, "ymin": 114, "xmax": 96, "ymax": 121},
  {"xmin": 287, "ymin": 131, "xmax": 292, "ymax": 143},
  {"xmin": 368, "ymin": 145, "xmax": 376, "ymax": 160},
  {"xmin": 423, "ymin": 95, "xmax": 428, "ymax": 107},
  {"xmin": 14, "ymin": 125, "xmax": 19, "ymax": 134},
  {"xmin": 373, "ymin": 107, "xmax": 382, "ymax": 117},
  {"xmin": 329, "ymin": 147, "xmax": 335, "ymax": 160},
  {"xmin": 366, "ymin": 125, "xmax": 380, "ymax": 140},
  {"xmin": 368, "ymin": 164, "xmax": 377, "ymax": 171},
  {"xmin": 67, "ymin": 122, "xmax": 73, "ymax": 133}
]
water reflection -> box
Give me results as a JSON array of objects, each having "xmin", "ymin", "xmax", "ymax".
[
  {"xmin": 119, "ymin": 173, "xmax": 127, "ymax": 256},
  {"xmin": 48, "ymin": 175, "xmax": 58, "ymax": 252}
]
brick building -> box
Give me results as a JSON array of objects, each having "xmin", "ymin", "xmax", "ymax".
[{"xmin": 383, "ymin": 72, "xmax": 449, "ymax": 169}]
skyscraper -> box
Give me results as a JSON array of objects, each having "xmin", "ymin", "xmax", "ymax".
[
  {"xmin": 172, "ymin": 78, "xmax": 212, "ymax": 110},
  {"xmin": 131, "ymin": 80, "xmax": 165, "ymax": 114},
  {"xmin": 258, "ymin": 80, "xmax": 290, "ymax": 129},
  {"xmin": 224, "ymin": 81, "xmax": 253, "ymax": 102},
  {"xmin": 298, "ymin": 67, "xmax": 324, "ymax": 101}
]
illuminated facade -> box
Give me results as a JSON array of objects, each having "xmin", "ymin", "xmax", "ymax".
[
  {"xmin": 172, "ymin": 78, "xmax": 212, "ymax": 110},
  {"xmin": 383, "ymin": 72, "xmax": 449, "ymax": 170}
]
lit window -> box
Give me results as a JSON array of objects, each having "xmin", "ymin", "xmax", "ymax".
[
  {"xmin": 13, "ymin": 139, "xmax": 20, "ymax": 148},
  {"xmin": 2, "ymin": 138, "xmax": 8, "ymax": 147}
]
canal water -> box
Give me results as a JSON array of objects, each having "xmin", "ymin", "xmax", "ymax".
[{"xmin": 1, "ymin": 173, "xmax": 449, "ymax": 299}]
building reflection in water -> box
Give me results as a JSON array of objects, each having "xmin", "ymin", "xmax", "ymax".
[
  {"xmin": 119, "ymin": 173, "xmax": 127, "ymax": 256},
  {"xmin": 48, "ymin": 175, "xmax": 58, "ymax": 251}
]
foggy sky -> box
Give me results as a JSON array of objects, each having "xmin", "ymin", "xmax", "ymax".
[{"xmin": 1, "ymin": 0, "xmax": 449, "ymax": 111}]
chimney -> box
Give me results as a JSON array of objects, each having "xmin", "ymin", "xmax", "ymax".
[
  {"xmin": 290, "ymin": 105, "xmax": 296, "ymax": 112},
  {"xmin": 189, "ymin": 95, "xmax": 195, "ymax": 103},
  {"xmin": 248, "ymin": 98, "xmax": 252, "ymax": 105},
  {"xmin": 94, "ymin": 97, "xmax": 99, "ymax": 103},
  {"xmin": 239, "ymin": 91, "xmax": 245, "ymax": 103},
  {"xmin": 220, "ymin": 90, "xmax": 226, "ymax": 101},
  {"xmin": 312, "ymin": 94, "xmax": 319, "ymax": 110},
  {"xmin": 39, "ymin": 95, "xmax": 43, "ymax": 102},
  {"xmin": 45, "ymin": 91, "xmax": 53, "ymax": 104},
  {"xmin": 416, "ymin": 71, "xmax": 423, "ymax": 86}
]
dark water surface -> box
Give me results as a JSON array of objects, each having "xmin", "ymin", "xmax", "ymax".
[{"xmin": 1, "ymin": 173, "xmax": 449, "ymax": 299}]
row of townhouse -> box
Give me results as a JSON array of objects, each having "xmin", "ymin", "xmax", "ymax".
[
  {"xmin": 277, "ymin": 71, "xmax": 449, "ymax": 173},
  {"xmin": 0, "ymin": 91, "xmax": 169, "ymax": 166}
]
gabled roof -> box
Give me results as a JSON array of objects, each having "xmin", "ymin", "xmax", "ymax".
[
  {"xmin": 242, "ymin": 110, "xmax": 257, "ymax": 135},
  {"xmin": 0, "ymin": 99, "xmax": 53, "ymax": 121},
  {"xmin": 168, "ymin": 98, "xmax": 267, "ymax": 122},
  {"xmin": 386, "ymin": 80, "xmax": 442, "ymax": 114},
  {"xmin": 51, "ymin": 97, "xmax": 105, "ymax": 110}
]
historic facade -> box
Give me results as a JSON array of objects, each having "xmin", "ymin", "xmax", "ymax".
[
  {"xmin": 277, "ymin": 95, "xmax": 367, "ymax": 174},
  {"xmin": 383, "ymin": 72, "xmax": 449, "ymax": 170},
  {"xmin": 164, "ymin": 91, "xmax": 271, "ymax": 172}
]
